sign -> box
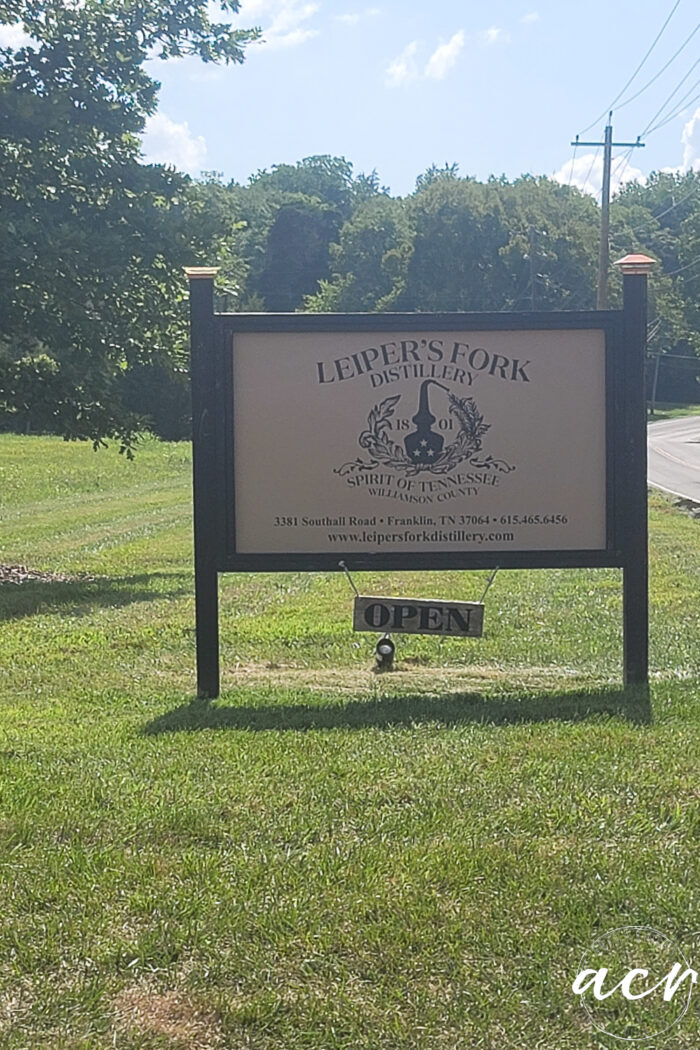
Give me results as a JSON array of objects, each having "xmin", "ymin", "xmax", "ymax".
[
  {"xmin": 353, "ymin": 596, "xmax": 484, "ymax": 637},
  {"xmin": 186, "ymin": 257, "xmax": 654, "ymax": 698},
  {"xmin": 232, "ymin": 327, "xmax": 608, "ymax": 556}
]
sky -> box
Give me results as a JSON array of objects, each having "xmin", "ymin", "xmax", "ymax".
[
  {"xmin": 3, "ymin": 0, "xmax": 699, "ymax": 198},
  {"xmin": 139, "ymin": 0, "xmax": 700, "ymax": 199}
]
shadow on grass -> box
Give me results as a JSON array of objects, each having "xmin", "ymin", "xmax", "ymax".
[
  {"xmin": 144, "ymin": 685, "xmax": 652, "ymax": 735},
  {"xmin": 0, "ymin": 572, "xmax": 191, "ymax": 621}
]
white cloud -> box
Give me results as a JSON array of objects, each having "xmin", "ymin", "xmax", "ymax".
[
  {"xmin": 141, "ymin": 113, "xmax": 207, "ymax": 176},
  {"xmin": 238, "ymin": 0, "xmax": 319, "ymax": 48},
  {"xmin": 681, "ymin": 107, "xmax": 700, "ymax": 171},
  {"xmin": 657, "ymin": 106, "xmax": 700, "ymax": 175},
  {"xmin": 269, "ymin": 25, "xmax": 318, "ymax": 46},
  {"xmin": 520, "ymin": 11, "xmax": 540, "ymax": 24},
  {"xmin": 552, "ymin": 152, "xmax": 646, "ymax": 200},
  {"xmin": 0, "ymin": 22, "xmax": 33, "ymax": 49},
  {"xmin": 387, "ymin": 29, "xmax": 467, "ymax": 88},
  {"xmin": 425, "ymin": 30, "xmax": 465, "ymax": 80},
  {"xmin": 236, "ymin": 0, "xmax": 275, "ymax": 16},
  {"xmin": 481, "ymin": 26, "xmax": 508, "ymax": 45},
  {"xmin": 385, "ymin": 41, "xmax": 419, "ymax": 88},
  {"xmin": 336, "ymin": 8, "xmax": 380, "ymax": 25}
]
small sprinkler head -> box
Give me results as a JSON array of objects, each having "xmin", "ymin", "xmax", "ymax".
[{"xmin": 375, "ymin": 636, "xmax": 395, "ymax": 672}]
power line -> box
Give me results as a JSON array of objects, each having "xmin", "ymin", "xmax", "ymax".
[
  {"xmin": 664, "ymin": 255, "xmax": 700, "ymax": 276},
  {"xmin": 646, "ymin": 81, "xmax": 700, "ymax": 133},
  {"xmin": 580, "ymin": 145, "xmax": 602, "ymax": 196},
  {"xmin": 640, "ymin": 52, "xmax": 700, "ymax": 134},
  {"xmin": 626, "ymin": 184, "xmax": 699, "ymax": 234},
  {"xmin": 649, "ymin": 88, "xmax": 700, "ymax": 132},
  {"xmin": 566, "ymin": 142, "xmax": 578, "ymax": 188},
  {"xmin": 611, "ymin": 146, "xmax": 638, "ymax": 189},
  {"xmin": 579, "ymin": 0, "xmax": 683, "ymax": 133},
  {"xmin": 645, "ymin": 351, "xmax": 700, "ymax": 362},
  {"xmin": 647, "ymin": 319, "xmax": 663, "ymax": 341},
  {"xmin": 647, "ymin": 58, "xmax": 700, "ymax": 123},
  {"xmin": 614, "ymin": 22, "xmax": 699, "ymax": 114}
]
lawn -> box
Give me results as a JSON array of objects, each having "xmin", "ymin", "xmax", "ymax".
[
  {"xmin": 647, "ymin": 401, "xmax": 700, "ymax": 422},
  {"xmin": 0, "ymin": 433, "xmax": 699, "ymax": 1049}
]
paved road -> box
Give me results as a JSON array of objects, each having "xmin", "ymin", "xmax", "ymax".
[{"xmin": 647, "ymin": 415, "xmax": 700, "ymax": 502}]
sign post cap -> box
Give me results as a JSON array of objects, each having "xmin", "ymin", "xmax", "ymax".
[
  {"xmin": 613, "ymin": 253, "xmax": 656, "ymax": 275},
  {"xmin": 184, "ymin": 266, "xmax": 220, "ymax": 280}
]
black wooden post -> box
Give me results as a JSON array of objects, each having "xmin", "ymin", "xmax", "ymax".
[
  {"xmin": 186, "ymin": 267, "xmax": 221, "ymax": 699},
  {"xmin": 614, "ymin": 253, "xmax": 655, "ymax": 687}
]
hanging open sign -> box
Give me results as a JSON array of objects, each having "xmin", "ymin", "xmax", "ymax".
[{"xmin": 353, "ymin": 595, "xmax": 484, "ymax": 638}]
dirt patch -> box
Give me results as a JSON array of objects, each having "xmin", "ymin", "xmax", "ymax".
[
  {"xmin": 113, "ymin": 985, "xmax": 222, "ymax": 1047},
  {"xmin": 0, "ymin": 564, "xmax": 93, "ymax": 585},
  {"xmin": 225, "ymin": 662, "xmax": 592, "ymax": 695},
  {"xmin": 673, "ymin": 497, "xmax": 700, "ymax": 520}
]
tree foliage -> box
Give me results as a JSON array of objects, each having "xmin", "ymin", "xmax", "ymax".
[
  {"xmin": 225, "ymin": 156, "xmax": 385, "ymax": 312},
  {"xmin": 306, "ymin": 195, "xmax": 410, "ymax": 313},
  {"xmin": 611, "ymin": 171, "xmax": 700, "ymax": 400},
  {"xmin": 2, "ymin": 3, "xmax": 700, "ymax": 451},
  {"xmin": 0, "ymin": 0, "xmax": 258, "ymax": 449}
]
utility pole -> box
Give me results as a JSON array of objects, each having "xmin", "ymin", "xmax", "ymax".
[
  {"xmin": 572, "ymin": 113, "xmax": 644, "ymax": 309},
  {"xmin": 528, "ymin": 226, "xmax": 537, "ymax": 311},
  {"xmin": 650, "ymin": 352, "xmax": 662, "ymax": 416}
]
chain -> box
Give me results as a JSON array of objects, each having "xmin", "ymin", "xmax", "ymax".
[
  {"xmin": 338, "ymin": 560, "xmax": 360, "ymax": 598},
  {"xmin": 478, "ymin": 566, "xmax": 500, "ymax": 604}
]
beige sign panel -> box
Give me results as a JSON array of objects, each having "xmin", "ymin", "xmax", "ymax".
[{"xmin": 232, "ymin": 329, "xmax": 607, "ymax": 554}]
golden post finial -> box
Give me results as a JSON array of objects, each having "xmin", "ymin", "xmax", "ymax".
[{"xmin": 184, "ymin": 266, "xmax": 220, "ymax": 279}]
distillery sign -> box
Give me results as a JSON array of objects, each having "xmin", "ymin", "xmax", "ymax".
[
  {"xmin": 186, "ymin": 261, "xmax": 652, "ymax": 699},
  {"xmin": 231, "ymin": 328, "xmax": 608, "ymax": 556}
]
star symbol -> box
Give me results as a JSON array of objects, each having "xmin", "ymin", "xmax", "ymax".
[
  {"xmin": 427, "ymin": 448, "xmax": 435, "ymax": 457},
  {"xmin": 413, "ymin": 448, "xmax": 421, "ymax": 457},
  {"xmin": 419, "ymin": 439, "xmax": 428, "ymax": 447}
]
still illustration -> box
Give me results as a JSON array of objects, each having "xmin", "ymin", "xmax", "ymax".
[{"xmin": 336, "ymin": 380, "xmax": 515, "ymax": 478}]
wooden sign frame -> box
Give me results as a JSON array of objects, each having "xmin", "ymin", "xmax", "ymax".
[{"xmin": 186, "ymin": 272, "xmax": 649, "ymax": 698}]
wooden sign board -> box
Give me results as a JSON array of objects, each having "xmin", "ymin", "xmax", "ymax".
[
  {"xmin": 185, "ymin": 274, "xmax": 652, "ymax": 697},
  {"xmin": 353, "ymin": 595, "xmax": 484, "ymax": 637},
  {"xmin": 230, "ymin": 326, "xmax": 609, "ymax": 556}
]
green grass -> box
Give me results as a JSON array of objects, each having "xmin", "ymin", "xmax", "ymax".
[
  {"xmin": 647, "ymin": 401, "xmax": 700, "ymax": 422},
  {"xmin": 0, "ymin": 433, "xmax": 699, "ymax": 1049}
]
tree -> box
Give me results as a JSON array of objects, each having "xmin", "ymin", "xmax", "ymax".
[
  {"xmin": 306, "ymin": 174, "xmax": 602, "ymax": 315},
  {"xmin": 258, "ymin": 199, "xmax": 341, "ymax": 311},
  {"xmin": 248, "ymin": 156, "xmax": 356, "ymax": 213},
  {"xmin": 612, "ymin": 171, "xmax": 700, "ymax": 403},
  {"xmin": 498, "ymin": 176, "xmax": 599, "ymax": 311},
  {"xmin": 305, "ymin": 195, "xmax": 410, "ymax": 312},
  {"xmin": 0, "ymin": 0, "xmax": 258, "ymax": 449},
  {"xmin": 228, "ymin": 155, "xmax": 384, "ymax": 312},
  {"xmin": 399, "ymin": 177, "xmax": 512, "ymax": 311},
  {"xmin": 414, "ymin": 162, "xmax": 461, "ymax": 191}
]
